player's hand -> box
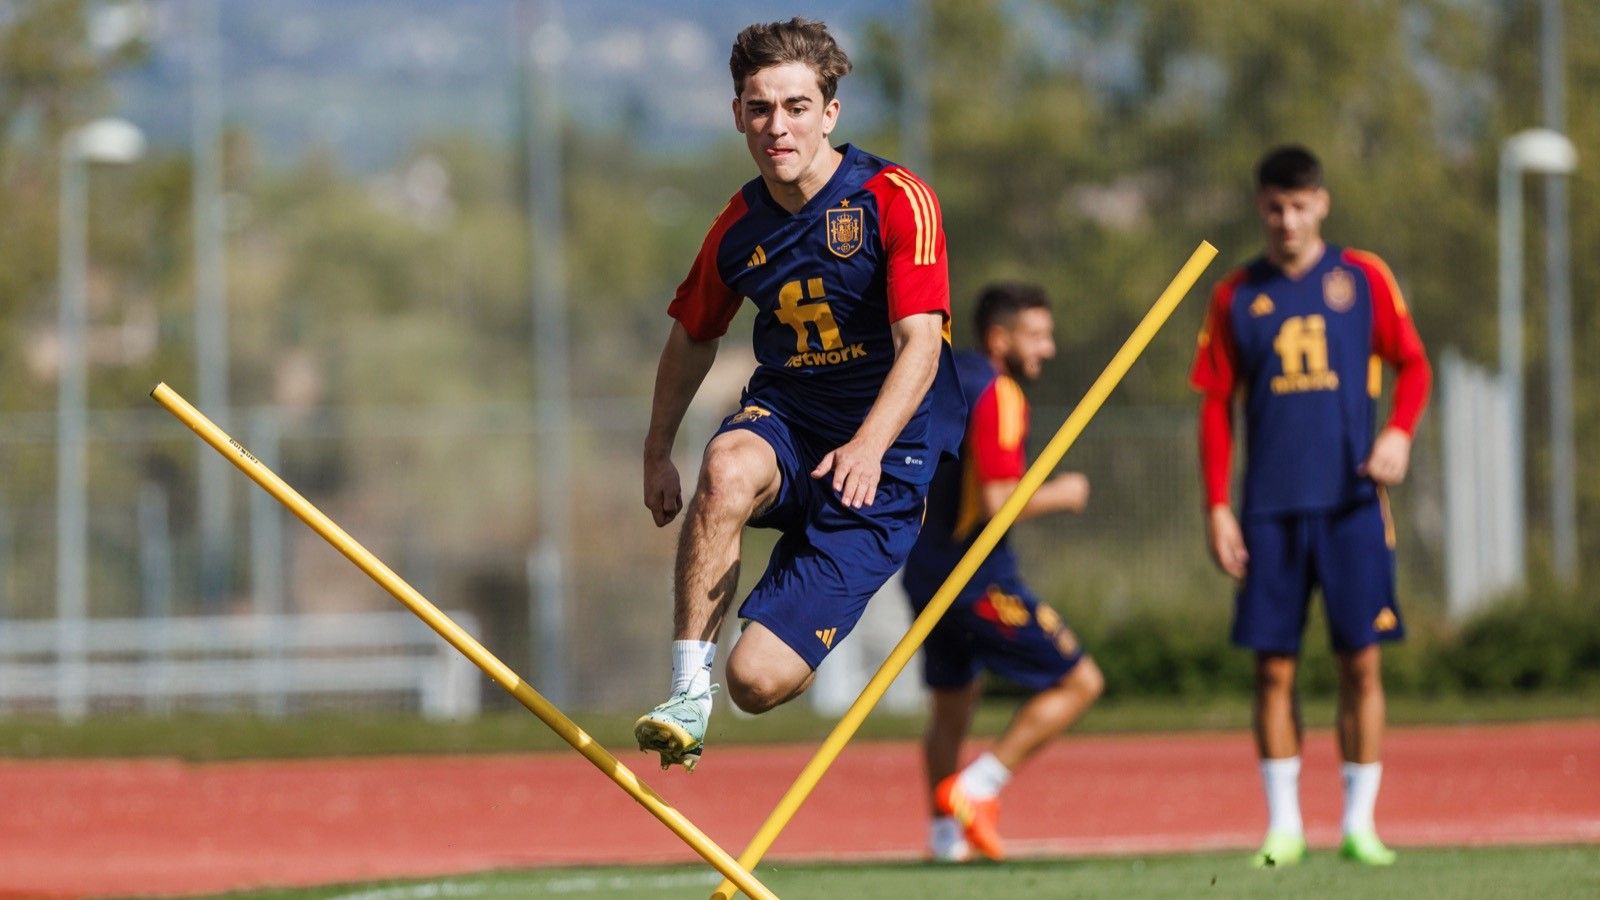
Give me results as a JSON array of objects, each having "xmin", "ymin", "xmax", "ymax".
[
  {"xmin": 1360, "ymin": 426, "xmax": 1413, "ymax": 486},
  {"xmin": 1206, "ymin": 504, "xmax": 1248, "ymax": 580},
  {"xmin": 643, "ymin": 453, "xmax": 683, "ymax": 527},
  {"xmin": 812, "ymin": 438, "xmax": 884, "ymax": 509},
  {"xmin": 1052, "ymin": 472, "xmax": 1090, "ymax": 513}
]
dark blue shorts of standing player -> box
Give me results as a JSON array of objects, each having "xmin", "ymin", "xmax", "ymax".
[
  {"xmin": 715, "ymin": 400, "xmax": 928, "ymax": 671},
  {"xmin": 1233, "ymin": 494, "xmax": 1404, "ymax": 654},
  {"xmin": 911, "ymin": 575, "xmax": 1084, "ymax": 692}
]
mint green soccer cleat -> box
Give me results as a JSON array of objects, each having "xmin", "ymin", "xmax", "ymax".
[
  {"xmin": 1339, "ymin": 831, "xmax": 1397, "ymax": 866},
  {"xmin": 633, "ymin": 684, "xmax": 717, "ymax": 772},
  {"xmin": 1250, "ymin": 832, "xmax": 1307, "ymax": 869}
]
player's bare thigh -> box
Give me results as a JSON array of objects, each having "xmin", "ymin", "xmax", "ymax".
[
  {"xmin": 695, "ymin": 429, "xmax": 782, "ymax": 520},
  {"xmin": 726, "ymin": 622, "xmax": 815, "ymax": 713}
]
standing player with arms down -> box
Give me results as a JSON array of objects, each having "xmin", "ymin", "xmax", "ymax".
[
  {"xmin": 1191, "ymin": 146, "xmax": 1431, "ymax": 867},
  {"xmin": 902, "ymin": 283, "xmax": 1103, "ymax": 862},
  {"xmin": 635, "ymin": 18, "xmax": 963, "ymax": 770}
]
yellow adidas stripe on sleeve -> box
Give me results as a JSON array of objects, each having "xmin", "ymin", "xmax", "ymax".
[
  {"xmin": 884, "ymin": 170, "xmax": 939, "ymax": 265},
  {"xmin": 995, "ymin": 376, "xmax": 1026, "ymax": 450}
]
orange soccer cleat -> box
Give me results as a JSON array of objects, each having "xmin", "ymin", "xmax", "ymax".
[{"xmin": 935, "ymin": 774, "xmax": 1005, "ymax": 861}]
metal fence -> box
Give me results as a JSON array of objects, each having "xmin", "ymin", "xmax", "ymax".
[{"xmin": 0, "ymin": 396, "xmax": 1448, "ymax": 718}]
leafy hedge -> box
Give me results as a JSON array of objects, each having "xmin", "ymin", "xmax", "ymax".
[
  {"xmin": 1069, "ymin": 592, "xmax": 1600, "ymax": 699},
  {"xmin": 1431, "ymin": 594, "xmax": 1600, "ymax": 693}
]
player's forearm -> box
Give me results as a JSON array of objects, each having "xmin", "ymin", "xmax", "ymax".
[
  {"xmin": 851, "ymin": 315, "xmax": 942, "ymax": 452},
  {"xmin": 981, "ymin": 479, "xmax": 1072, "ymax": 523},
  {"xmin": 644, "ymin": 322, "xmax": 718, "ymax": 459}
]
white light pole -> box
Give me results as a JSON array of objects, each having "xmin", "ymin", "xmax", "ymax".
[
  {"xmin": 1540, "ymin": 0, "xmax": 1578, "ymax": 585},
  {"xmin": 192, "ymin": 0, "xmax": 232, "ymax": 609},
  {"xmin": 523, "ymin": 0, "xmax": 571, "ymax": 705},
  {"xmin": 1497, "ymin": 127, "xmax": 1576, "ymax": 586},
  {"xmin": 57, "ymin": 117, "xmax": 145, "ymax": 720}
]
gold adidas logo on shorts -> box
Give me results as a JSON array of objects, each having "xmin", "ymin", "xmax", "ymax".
[{"xmin": 815, "ymin": 627, "xmax": 838, "ymax": 649}]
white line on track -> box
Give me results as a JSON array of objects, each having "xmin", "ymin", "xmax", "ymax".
[
  {"xmin": 326, "ymin": 870, "xmax": 720, "ymax": 900},
  {"xmin": 327, "ymin": 883, "xmax": 490, "ymax": 900}
]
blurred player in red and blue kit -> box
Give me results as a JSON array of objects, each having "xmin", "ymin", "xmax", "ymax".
[
  {"xmin": 635, "ymin": 18, "xmax": 963, "ymax": 771},
  {"xmin": 1191, "ymin": 146, "xmax": 1431, "ymax": 868},
  {"xmin": 902, "ymin": 283, "xmax": 1103, "ymax": 862}
]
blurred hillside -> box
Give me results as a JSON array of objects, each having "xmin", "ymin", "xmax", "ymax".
[{"xmin": 108, "ymin": 0, "xmax": 899, "ymax": 168}]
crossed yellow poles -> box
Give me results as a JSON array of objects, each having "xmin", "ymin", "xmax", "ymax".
[
  {"xmin": 150, "ymin": 383, "xmax": 777, "ymax": 900},
  {"xmin": 153, "ymin": 241, "xmax": 1215, "ymax": 899}
]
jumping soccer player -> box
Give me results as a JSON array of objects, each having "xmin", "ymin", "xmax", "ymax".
[
  {"xmin": 635, "ymin": 18, "xmax": 962, "ymax": 771},
  {"xmin": 1190, "ymin": 145, "xmax": 1431, "ymax": 867},
  {"xmin": 902, "ymin": 283, "xmax": 1103, "ymax": 862}
]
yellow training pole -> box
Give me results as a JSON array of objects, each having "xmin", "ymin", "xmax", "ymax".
[
  {"xmin": 711, "ymin": 241, "xmax": 1217, "ymax": 899},
  {"xmin": 150, "ymin": 384, "xmax": 778, "ymax": 900}
]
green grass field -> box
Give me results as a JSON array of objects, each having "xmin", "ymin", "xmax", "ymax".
[
  {"xmin": 221, "ymin": 846, "xmax": 1600, "ymax": 899},
  {"xmin": 5, "ymin": 689, "xmax": 1597, "ymax": 761}
]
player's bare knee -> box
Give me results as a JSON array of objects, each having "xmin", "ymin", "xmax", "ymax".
[
  {"xmin": 726, "ymin": 670, "xmax": 788, "ymax": 714},
  {"xmin": 698, "ymin": 445, "xmax": 761, "ymax": 514},
  {"xmin": 1071, "ymin": 656, "xmax": 1105, "ymax": 701},
  {"xmin": 725, "ymin": 680, "xmax": 765, "ymax": 714},
  {"xmin": 1255, "ymin": 654, "xmax": 1297, "ymax": 695},
  {"xmin": 726, "ymin": 654, "xmax": 809, "ymax": 713},
  {"xmin": 1337, "ymin": 646, "xmax": 1383, "ymax": 692}
]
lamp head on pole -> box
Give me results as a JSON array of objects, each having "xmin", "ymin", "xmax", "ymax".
[
  {"xmin": 68, "ymin": 118, "xmax": 146, "ymax": 165},
  {"xmin": 1502, "ymin": 128, "xmax": 1578, "ymax": 175}
]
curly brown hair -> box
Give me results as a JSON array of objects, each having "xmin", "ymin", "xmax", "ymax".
[{"xmin": 729, "ymin": 18, "xmax": 853, "ymax": 102}]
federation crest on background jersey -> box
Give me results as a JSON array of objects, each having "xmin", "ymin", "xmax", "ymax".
[
  {"xmin": 825, "ymin": 203, "xmax": 864, "ymax": 258},
  {"xmin": 1323, "ymin": 268, "xmax": 1356, "ymax": 312}
]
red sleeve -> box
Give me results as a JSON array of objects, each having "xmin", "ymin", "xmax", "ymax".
[
  {"xmin": 968, "ymin": 377, "xmax": 1028, "ymax": 483},
  {"xmin": 864, "ymin": 166, "xmax": 950, "ymax": 323},
  {"xmin": 1188, "ymin": 271, "xmax": 1243, "ymax": 398},
  {"xmin": 1199, "ymin": 393, "xmax": 1234, "ymax": 507},
  {"xmin": 666, "ymin": 193, "xmax": 748, "ymax": 341},
  {"xmin": 1191, "ymin": 272, "xmax": 1242, "ymax": 507},
  {"xmin": 1345, "ymin": 250, "xmax": 1432, "ymax": 435}
]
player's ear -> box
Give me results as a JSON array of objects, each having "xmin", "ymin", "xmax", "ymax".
[
  {"xmin": 820, "ymin": 97, "xmax": 840, "ymax": 137},
  {"xmin": 983, "ymin": 322, "xmax": 1006, "ymax": 355},
  {"xmin": 731, "ymin": 97, "xmax": 746, "ymax": 134},
  {"xmin": 1315, "ymin": 187, "xmax": 1330, "ymax": 218}
]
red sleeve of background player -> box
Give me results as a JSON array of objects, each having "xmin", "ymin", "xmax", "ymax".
[
  {"xmin": 967, "ymin": 376, "xmax": 1028, "ymax": 483},
  {"xmin": 1191, "ymin": 273, "xmax": 1243, "ymax": 507},
  {"xmin": 864, "ymin": 166, "xmax": 950, "ymax": 323},
  {"xmin": 1345, "ymin": 249, "xmax": 1432, "ymax": 435},
  {"xmin": 666, "ymin": 193, "xmax": 748, "ymax": 341}
]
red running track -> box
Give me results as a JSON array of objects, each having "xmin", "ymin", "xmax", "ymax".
[{"xmin": 1, "ymin": 720, "xmax": 1595, "ymax": 897}]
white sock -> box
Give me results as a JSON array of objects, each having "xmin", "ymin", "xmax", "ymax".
[
  {"xmin": 1341, "ymin": 761, "xmax": 1383, "ymax": 836},
  {"xmin": 670, "ymin": 640, "xmax": 716, "ymax": 696},
  {"xmin": 957, "ymin": 752, "xmax": 1012, "ymax": 800},
  {"xmin": 1260, "ymin": 756, "xmax": 1304, "ymax": 836},
  {"xmin": 928, "ymin": 816, "xmax": 967, "ymax": 858}
]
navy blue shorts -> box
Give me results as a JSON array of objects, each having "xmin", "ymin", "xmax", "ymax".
[
  {"xmin": 915, "ymin": 576, "xmax": 1084, "ymax": 692},
  {"xmin": 718, "ymin": 404, "xmax": 929, "ymax": 670},
  {"xmin": 1233, "ymin": 496, "xmax": 1403, "ymax": 654}
]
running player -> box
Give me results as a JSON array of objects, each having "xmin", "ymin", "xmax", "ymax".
[
  {"xmin": 1191, "ymin": 145, "xmax": 1432, "ymax": 867},
  {"xmin": 902, "ymin": 282, "xmax": 1103, "ymax": 862},
  {"xmin": 635, "ymin": 18, "xmax": 963, "ymax": 771}
]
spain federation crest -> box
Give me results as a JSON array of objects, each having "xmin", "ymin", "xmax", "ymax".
[
  {"xmin": 1323, "ymin": 268, "xmax": 1356, "ymax": 313},
  {"xmin": 825, "ymin": 203, "xmax": 864, "ymax": 258}
]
